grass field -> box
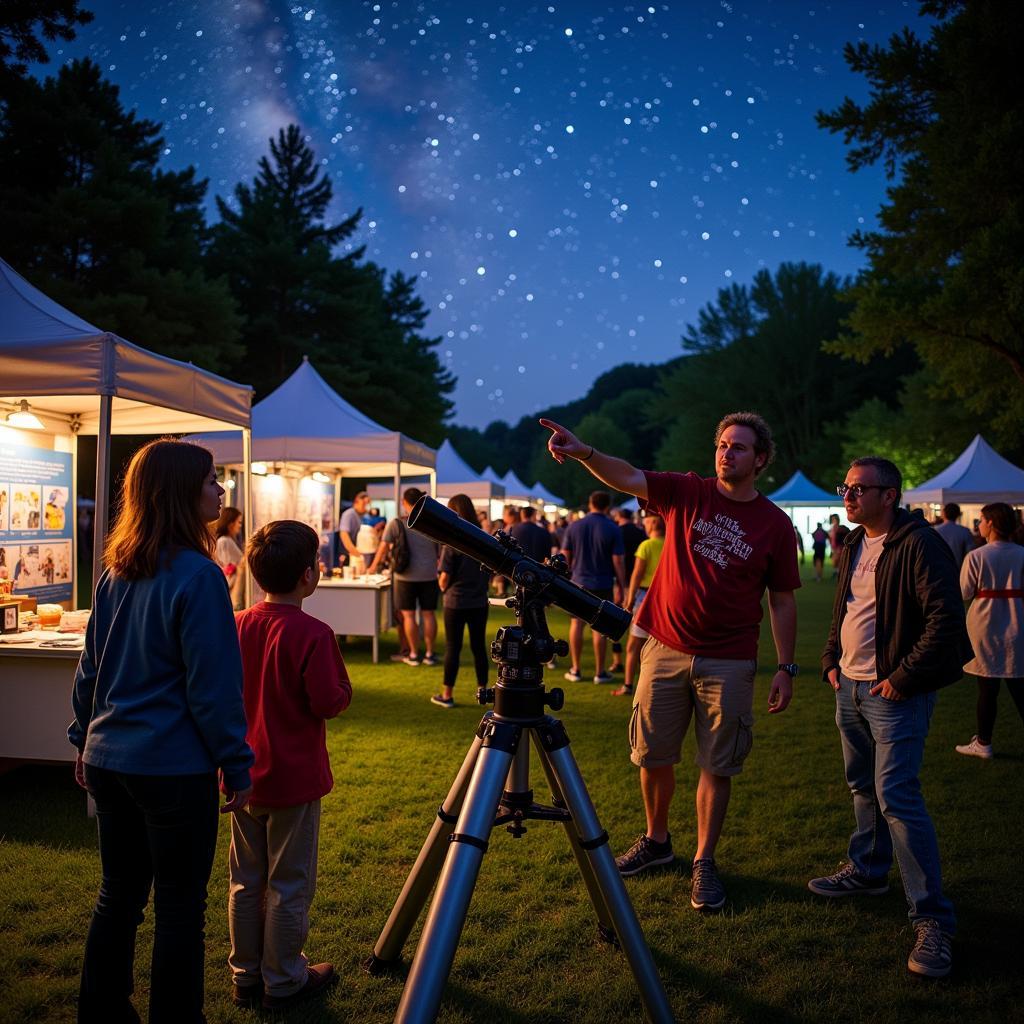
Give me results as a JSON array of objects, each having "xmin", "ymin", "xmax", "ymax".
[{"xmin": 1, "ymin": 567, "xmax": 1021, "ymax": 1024}]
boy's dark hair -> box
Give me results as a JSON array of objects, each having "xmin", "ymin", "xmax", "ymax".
[
  {"xmin": 247, "ymin": 520, "xmax": 319, "ymax": 595},
  {"xmin": 589, "ymin": 490, "xmax": 611, "ymax": 512},
  {"xmin": 403, "ymin": 487, "xmax": 424, "ymax": 507}
]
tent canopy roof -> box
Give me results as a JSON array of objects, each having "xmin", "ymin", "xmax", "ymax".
[
  {"xmin": 188, "ymin": 358, "xmax": 435, "ymax": 477},
  {"xmin": 903, "ymin": 435, "xmax": 1024, "ymax": 504},
  {"xmin": 501, "ymin": 468, "xmax": 534, "ymax": 500},
  {"xmin": 531, "ymin": 481, "xmax": 565, "ymax": 506},
  {"xmin": 766, "ymin": 470, "xmax": 838, "ymax": 506},
  {"xmin": 366, "ymin": 439, "xmax": 504, "ymax": 499},
  {"xmin": 0, "ymin": 257, "xmax": 252, "ymax": 433}
]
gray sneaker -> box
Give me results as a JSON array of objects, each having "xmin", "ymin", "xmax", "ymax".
[
  {"xmin": 907, "ymin": 919, "xmax": 953, "ymax": 978},
  {"xmin": 808, "ymin": 862, "xmax": 890, "ymax": 897},
  {"xmin": 615, "ymin": 833, "xmax": 674, "ymax": 876},
  {"xmin": 690, "ymin": 858, "xmax": 726, "ymax": 911}
]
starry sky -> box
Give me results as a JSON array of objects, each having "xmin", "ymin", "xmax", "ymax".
[{"xmin": 49, "ymin": 0, "xmax": 920, "ymax": 428}]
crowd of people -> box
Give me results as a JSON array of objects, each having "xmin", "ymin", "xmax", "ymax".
[{"xmin": 66, "ymin": 408, "xmax": 1023, "ymax": 1019}]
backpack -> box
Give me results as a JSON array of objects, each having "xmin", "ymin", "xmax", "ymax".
[{"xmin": 391, "ymin": 519, "xmax": 411, "ymax": 573}]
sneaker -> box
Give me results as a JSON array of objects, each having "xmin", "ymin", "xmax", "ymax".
[
  {"xmin": 564, "ymin": 668, "xmax": 583, "ymax": 682},
  {"xmin": 690, "ymin": 858, "xmax": 727, "ymax": 911},
  {"xmin": 422, "ymin": 653, "xmax": 440, "ymax": 666},
  {"xmin": 611, "ymin": 684, "xmax": 633, "ymax": 697},
  {"xmin": 545, "ymin": 658, "xmax": 558, "ymax": 670},
  {"xmin": 390, "ymin": 651, "xmax": 412, "ymax": 662},
  {"xmin": 609, "ymin": 662, "xmax": 623, "ymax": 674},
  {"xmin": 593, "ymin": 671, "xmax": 614, "ymax": 684},
  {"xmin": 430, "ymin": 694, "xmax": 454, "ymax": 708},
  {"xmin": 231, "ymin": 982, "xmax": 263, "ymax": 1008},
  {"xmin": 955, "ymin": 736, "xmax": 993, "ymax": 759},
  {"xmin": 808, "ymin": 862, "xmax": 890, "ymax": 897},
  {"xmin": 615, "ymin": 833, "xmax": 674, "ymax": 876},
  {"xmin": 403, "ymin": 654, "xmax": 422, "ymax": 666},
  {"xmin": 907, "ymin": 919, "xmax": 953, "ymax": 978},
  {"xmin": 262, "ymin": 963, "xmax": 337, "ymax": 1010}
]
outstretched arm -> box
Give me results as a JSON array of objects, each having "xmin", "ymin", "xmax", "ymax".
[{"xmin": 539, "ymin": 418, "xmax": 648, "ymax": 499}]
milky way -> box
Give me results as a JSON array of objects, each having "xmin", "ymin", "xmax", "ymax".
[{"xmin": 51, "ymin": 1, "xmax": 918, "ymax": 426}]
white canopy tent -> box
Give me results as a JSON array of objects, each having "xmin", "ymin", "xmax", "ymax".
[
  {"xmin": 903, "ymin": 435, "xmax": 1024, "ymax": 505},
  {"xmin": 0, "ymin": 257, "xmax": 254, "ymax": 592},
  {"xmin": 188, "ymin": 357, "xmax": 436, "ymax": 523},
  {"xmin": 766, "ymin": 470, "xmax": 850, "ymax": 544},
  {"xmin": 500, "ymin": 468, "xmax": 536, "ymax": 505},
  {"xmin": 531, "ymin": 481, "xmax": 566, "ymax": 511}
]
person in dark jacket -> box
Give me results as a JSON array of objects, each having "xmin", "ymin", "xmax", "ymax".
[{"xmin": 809, "ymin": 456, "xmax": 970, "ymax": 981}]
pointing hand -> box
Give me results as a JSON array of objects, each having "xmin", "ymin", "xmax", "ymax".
[{"xmin": 539, "ymin": 418, "xmax": 587, "ymax": 464}]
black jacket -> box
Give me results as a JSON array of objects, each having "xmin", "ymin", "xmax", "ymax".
[{"xmin": 821, "ymin": 509, "xmax": 972, "ymax": 696}]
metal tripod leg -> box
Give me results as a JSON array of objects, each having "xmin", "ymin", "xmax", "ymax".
[
  {"xmin": 365, "ymin": 733, "xmax": 484, "ymax": 970},
  {"xmin": 394, "ymin": 720, "xmax": 520, "ymax": 1024},
  {"xmin": 529, "ymin": 728, "xmax": 615, "ymax": 939},
  {"xmin": 542, "ymin": 735, "xmax": 676, "ymax": 1024}
]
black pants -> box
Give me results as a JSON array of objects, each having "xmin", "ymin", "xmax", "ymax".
[
  {"xmin": 79, "ymin": 765, "xmax": 220, "ymax": 1024},
  {"xmin": 976, "ymin": 677, "xmax": 1024, "ymax": 744},
  {"xmin": 443, "ymin": 605, "xmax": 490, "ymax": 688}
]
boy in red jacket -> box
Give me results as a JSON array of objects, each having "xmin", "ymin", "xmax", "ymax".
[{"xmin": 228, "ymin": 520, "xmax": 352, "ymax": 1011}]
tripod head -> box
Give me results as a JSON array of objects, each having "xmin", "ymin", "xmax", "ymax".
[{"xmin": 409, "ymin": 496, "xmax": 632, "ymax": 721}]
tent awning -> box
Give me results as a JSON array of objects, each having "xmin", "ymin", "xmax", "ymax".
[
  {"xmin": 903, "ymin": 435, "xmax": 1024, "ymax": 504},
  {"xmin": 766, "ymin": 470, "xmax": 838, "ymax": 506},
  {"xmin": 0, "ymin": 258, "xmax": 252, "ymax": 431}
]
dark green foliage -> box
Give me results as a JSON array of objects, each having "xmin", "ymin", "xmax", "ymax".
[
  {"xmin": 0, "ymin": 0, "xmax": 92, "ymax": 90},
  {"xmin": 0, "ymin": 58, "xmax": 242, "ymax": 372},
  {"xmin": 207, "ymin": 125, "xmax": 454, "ymax": 443},
  {"xmin": 817, "ymin": 0, "xmax": 1024, "ymax": 455},
  {"xmin": 650, "ymin": 263, "xmax": 915, "ymax": 490}
]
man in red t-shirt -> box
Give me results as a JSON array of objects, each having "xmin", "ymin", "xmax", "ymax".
[
  {"xmin": 229, "ymin": 521, "xmax": 352, "ymax": 1011},
  {"xmin": 540, "ymin": 411, "xmax": 800, "ymax": 912}
]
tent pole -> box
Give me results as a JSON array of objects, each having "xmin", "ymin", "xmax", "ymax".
[
  {"xmin": 429, "ymin": 469, "xmax": 437, "ymax": 499},
  {"xmin": 242, "ymin": 427, "xmax": 253, "ymax": 607},
  {"xmin": 91, "ymin": 394, "xmax": 113, "ymax": 596},
  {"xmin": 393, "ymin": 468, "xmax": 400, "ymax": 519}
]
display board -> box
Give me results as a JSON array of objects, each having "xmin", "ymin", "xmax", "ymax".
[{"xmin": 0, "ymin": 441, "xmax": 74, "ymax": 602}]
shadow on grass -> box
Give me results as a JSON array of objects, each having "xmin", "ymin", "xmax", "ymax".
[{"xmin": 0, "ymin": 764, "xmax": 95, "ymax": 849}]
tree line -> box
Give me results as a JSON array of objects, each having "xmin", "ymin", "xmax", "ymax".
[{"xmin": 2, "ymin": 1, "xmax": 1020, "ymax": 507}]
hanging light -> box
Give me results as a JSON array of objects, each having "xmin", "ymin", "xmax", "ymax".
[{"xmin": 6, "ymin": 400, "xmax": 44, "ymax": 430}]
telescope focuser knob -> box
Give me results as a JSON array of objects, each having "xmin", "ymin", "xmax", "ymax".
[
  {"xmin": 552, "ymin": 639, "xmax": 569, "ymax": 657},
  {"xmin": 546, "ymin": 687, "xmax": 564, "ymax": 712},
  {"xmin": 477, "ymin": 687, "xmax": 495, "ymax": 706}
]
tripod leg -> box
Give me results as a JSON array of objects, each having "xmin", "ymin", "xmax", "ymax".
[
  {"xmin": 529, "ymin": 729, "xmax": 615, "ymax": 938},
  {"xmin": 365, "ymin": 731, "xmax": 484, "ymax": 971},
  {"xmin": 395, "ymin": 719, "xmax": 520, "ymax": 1024},
  {"xmin": 538, "ymin": 720, "xmax": 676, "ymax": 1024}
]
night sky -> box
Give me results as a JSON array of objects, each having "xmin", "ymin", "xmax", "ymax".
[{"xmin": 49, "ymin": 1, "xmax": 919, "ymax": 428}]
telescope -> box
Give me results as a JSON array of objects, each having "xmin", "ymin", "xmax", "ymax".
[{"xmin": 409, "ymin": 494, "xmax": 630, "ymax": 641}]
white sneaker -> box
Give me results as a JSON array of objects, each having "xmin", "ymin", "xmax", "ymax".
[{"xmin": 954, "ymin": 736, "xmax": 993, "ymax": 759}]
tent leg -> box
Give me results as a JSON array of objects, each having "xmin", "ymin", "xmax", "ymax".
[
  {"xmin": 91, "ymin": 394, "xmax": 113, "ymax": 597},
  {"xmin": 242, "ymin": 428, "xmax": 253, "ymax": 607}
]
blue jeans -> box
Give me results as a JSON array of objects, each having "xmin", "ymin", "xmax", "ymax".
[
  {"xmin": 78, "ymin": 765, "xmax": 220, "ymax": 1023},
  {"xmin": 835, "ymin": 673, "xmax": 955, "ymax": 933}
]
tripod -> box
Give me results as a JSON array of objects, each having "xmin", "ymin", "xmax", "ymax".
[{"xmin": 364, "ymin": 584, "xmax": 676, "ymax": 1024}]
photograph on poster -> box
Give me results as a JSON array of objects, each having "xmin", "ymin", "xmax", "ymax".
[
  {"xmin": 10, "ymin": 485, "xmax": 41, "ymax": 531},
  {"xmin": 43, "ymin": 487, "xmax": 69, "ymax": 531},
  {"xmin": 0, "ymin": 544, "xmax": 17, "ymax": 581},
  {"xmin": 0, "ymin": 483, "xmax": 8, "ymax": 531},
  {"xmin": 12, "ymin": 544, "xmax": 43, "ymax": 590}
]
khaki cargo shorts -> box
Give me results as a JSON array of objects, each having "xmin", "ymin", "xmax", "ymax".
[{"xmin": 628, "ymin": 637, "xmax": 756, "ymax": 777}]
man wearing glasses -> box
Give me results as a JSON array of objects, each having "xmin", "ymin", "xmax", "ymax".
[{"xmin": 811, "ymin": 457, "xmax": 971, "ymax": 979}]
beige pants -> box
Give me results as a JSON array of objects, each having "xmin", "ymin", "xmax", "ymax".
[{"xmin": 228, "ymin": 799, "xmax": 321, "ymax": 996}]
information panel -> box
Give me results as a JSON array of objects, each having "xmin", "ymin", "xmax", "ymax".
[{"xmin": 0, "ymin": 441, "xmax": 74, "ymax": 603}]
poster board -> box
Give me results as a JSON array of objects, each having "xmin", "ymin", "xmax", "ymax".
[{"xmin": 0, "ymin": 441, "xmax": 74, "ymax": 602}]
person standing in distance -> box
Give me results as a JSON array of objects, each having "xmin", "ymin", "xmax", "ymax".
[
  {"xmin": 540, "ymin": 412, "xmax": 799, "ymax": 912},
  {"xmin": 811, "ymin": 457, "xmax": 970, "ymax": 979}
]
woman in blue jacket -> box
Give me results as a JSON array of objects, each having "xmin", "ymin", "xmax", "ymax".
[{"xmin": 70, "ymin": 438, "xmax": 254, "ymax": 1024}]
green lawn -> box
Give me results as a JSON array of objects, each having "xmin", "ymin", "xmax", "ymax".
[{"xmin": 1, "ymin": 569, "xmax": 1021, "ymax": 1024}]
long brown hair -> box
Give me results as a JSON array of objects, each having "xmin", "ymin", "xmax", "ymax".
[
  {"xmin": 214, "ymin": 506, "xmax": 243, "ymax": 539},
  {"xmin": 104, "ymin": 439, "xmax": 216, "ymax": 580},
  {"xmin": 447, "ymin": 493, "xmax": 477, "ymax": 525}
]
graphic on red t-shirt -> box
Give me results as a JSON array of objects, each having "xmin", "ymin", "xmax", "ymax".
[{"xmin": 636, "ymin": 471, "xmax": 801, "ymax": 659}]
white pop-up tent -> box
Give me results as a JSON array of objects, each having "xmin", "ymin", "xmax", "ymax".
[
  {"xmin": 366, "ymin": 438, "xmax": 503, "ymax": 518},
  {"xmin": 189, "ymin": 357, "xmax": 436, "ymax": 519},
  {"xmin": 531, "ymin": 481, "xmax": 566, "ymax": 511},
  {"xmin": 903, "ymin": 435, "xmax": 1024, "ymax": 505},
  {"xmin": 500, "ymin": 468, "xmax": 536, "ymax": 505},
  {"xmin": 0, "ymin": 257, "xmax": 254, "ymax": 592},
  {"xmin": 766, "ymin": 470, "xmax": 850, "ymax": 543}
]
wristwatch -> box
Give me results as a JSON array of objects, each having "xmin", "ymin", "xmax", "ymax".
[{"xmin": 777, "ymin": 663, "xmax": 799, "ymax": 677}]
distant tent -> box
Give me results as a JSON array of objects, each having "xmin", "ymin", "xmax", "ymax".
[
  {"xmin": 617, "ymin": 496, "xmax": 641, "ymax": 514},
  {"xmin": 366, "ymin": 438, "xmax": 504, "ymax": 504},
  {"xmin": 766, "ymin": 470, "xmax": 837, "ymax": 506},
  {"xmin": 903, "ymin": 435, "xmax": 1024, "ymax": 505},
  {"xmin": 531, "ymin": 481, "xmax": 565, "ymax": 507},
  {"xmin": 481, "ymin": 465, "xmax": 505, "ymax": 487},
  {"xmin": 501, "ymin": 468, "xmax": 535, "ymax": 503}
]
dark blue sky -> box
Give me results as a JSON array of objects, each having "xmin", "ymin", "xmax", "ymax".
[{"xmin": 50, "ymin": 0, "xmax": 920, "ymax": 428}]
